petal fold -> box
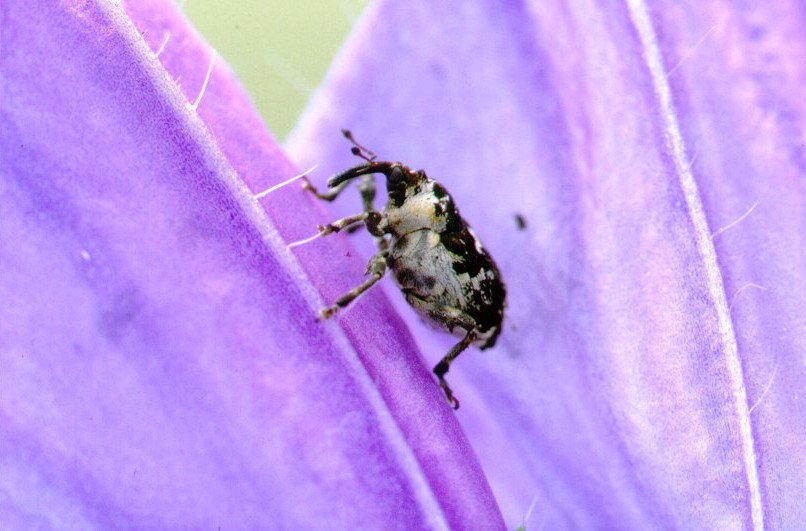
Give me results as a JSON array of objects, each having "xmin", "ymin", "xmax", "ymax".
[{"xmin": 0, "ymin": 1, "xmax": 501, "ymax": 527}]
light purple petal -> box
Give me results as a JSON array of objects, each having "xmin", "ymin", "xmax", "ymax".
[
  {"xmin": 288, "ymin": 1, "xmax": 806, "ymax": 528},
  {"xmin": 0, "ymin": 0, "xmax": 502, "ymax": 527}
]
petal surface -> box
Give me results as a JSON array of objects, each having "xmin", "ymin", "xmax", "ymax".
[
  {"xmin": 287, "ymin": 1, "xmax": 806, "ymax": 528},
  {"xmin": 0, "ymin": 1, "xmax": 501, "ymax": 527}
]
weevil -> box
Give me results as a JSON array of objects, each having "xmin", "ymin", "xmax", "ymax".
[{"xmin": 301, "ymin": 130, "xmax": 506, "ymax": 409}]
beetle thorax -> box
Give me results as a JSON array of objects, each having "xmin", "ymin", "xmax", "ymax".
[{"xmin": 384, "ymin": 180, "xmax": 450, "ymax": 236}]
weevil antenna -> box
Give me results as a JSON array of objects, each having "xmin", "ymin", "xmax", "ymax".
[{"xmin": 342, "ymin": 129, "xmax": 376, "ymax": 162}]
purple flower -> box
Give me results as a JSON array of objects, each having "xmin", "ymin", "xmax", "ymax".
[{"xmin": 2, "ymin": 0, "xmax": 805, "ymax": 528}]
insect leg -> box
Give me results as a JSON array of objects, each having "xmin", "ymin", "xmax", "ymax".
[
  {"xmin": 434, "ymin": 329, "xmax": 477, "ymax": 410},
  {"xmin": 290, "ymin": 211, "xmax": 384, "ymax": 249},
  {"xmin": 316, "ymin": 212, "xmax": 374, "ymax": 237},
  {"xmin": 320, "ymin": 249, "xmax": 388, "ymax": 319},
  {"xmin": 339, "ymin": 175, "xmax": 379, "ymax": 237},
  {"xmin": 357, "ymin": 174, "xmax": 377, "ymax": 213},
  {"xmin": 302, "ymin": 175, "xmax": 353, "ymax": 202}
]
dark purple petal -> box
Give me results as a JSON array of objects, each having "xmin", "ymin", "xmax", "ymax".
[
  {"xmin": 288, "ymin": 1, "xmax": 806, "ymax": 528},
  {"xmin": 0, "ymin": 1, "xmax": 501, "ymax": 527}
]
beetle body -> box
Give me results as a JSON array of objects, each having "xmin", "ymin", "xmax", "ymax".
[
  {"xmin": 302, "ymin": 131, "xmax": 505, "ymax": 409},
  {"xmin": 381, "ymin": 171, "xmax": 504, "ymax": 350}
]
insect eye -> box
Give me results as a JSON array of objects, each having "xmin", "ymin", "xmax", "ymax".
[{"xmin": 386, "ymin": 166, "xmax": 406, "ymax": 188}]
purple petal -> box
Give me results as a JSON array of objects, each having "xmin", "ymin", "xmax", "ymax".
[
  {"xmin": 288, "ymin": 0, "xmax": 806, "ymax": 527},
  {"xmin": 0, "ymin": 1, "xmax": 501, "ymax": 527}
]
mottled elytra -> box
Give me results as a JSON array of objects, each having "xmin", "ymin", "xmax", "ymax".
[{"xmin": 302, "ymin": 130, "xmax": 506, "ymax": 409}]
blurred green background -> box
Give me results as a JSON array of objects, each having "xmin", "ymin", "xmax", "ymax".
[{"xmin": 184, "ymin": 1, "xmax": 371, "ymax": 141}]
